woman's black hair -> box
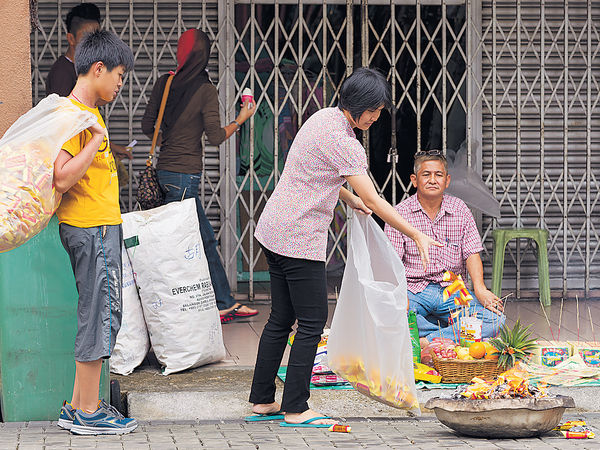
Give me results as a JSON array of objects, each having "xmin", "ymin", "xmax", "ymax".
[
  {"xmin": 75, "ymin": 30, "xmax": 134, "ymax": 75},
  {"xmin": 338, "ymin": 67, "xmax": 392, "ymax": 121}
]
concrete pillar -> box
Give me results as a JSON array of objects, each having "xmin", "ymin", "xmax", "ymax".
[{"xmin": 0, "ymin": 0, "xmax": 32, "ymax": 136}]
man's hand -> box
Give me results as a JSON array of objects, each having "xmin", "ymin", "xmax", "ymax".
[
  {"xmin": 87, "ymin": 121, "xmax": 105, "ymax": 138},
  {"xmin": 475, "ymin": 287, "xmax": 504, "ymax": 316},
  {"xmin": 112, "ymin": 143, "xmax": 133, "ymax": 160}
]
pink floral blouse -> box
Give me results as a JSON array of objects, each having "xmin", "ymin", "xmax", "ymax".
[{"xmin": 255, "ymin": 107, "xmax": 367, "ymax": 261}]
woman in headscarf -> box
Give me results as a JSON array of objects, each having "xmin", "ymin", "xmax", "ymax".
[{"xmin": 142, "ymin": 29, "xmax": 257, "ymax": 322}]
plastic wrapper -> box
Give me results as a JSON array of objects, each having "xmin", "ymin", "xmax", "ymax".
[
  {"xmin": 328, "ymin": 214, "xmax": 419, "ymax": 413},
  {"xmin": 445, "ymin": 141, "xmax": 501, "ymax": 218},
  {"xmin": 554, "ymin": 421, "xmax": 596, "ymax": 439},
  {"xmin": 408, "ymin": 310, "xmax": 420, "ymax": 363},
  {"xmin": 329, "ymin": 425, "xmax": 351, "ymax": 433},
  {"xmin": 310, "ymin": 373, "xmax": 348, "ymax": 386},
  {"xmin": 0, "ymin": 94, "xmax": 97, "ymax": 253}
]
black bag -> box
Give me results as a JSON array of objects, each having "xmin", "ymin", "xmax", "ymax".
[
  {"xmin": 136, "ymin": 74, "xmax": 174, "ymax": 210},
  {"xmin": 137, "ymin": 165, "xmax": 164, "ymax": 210}
]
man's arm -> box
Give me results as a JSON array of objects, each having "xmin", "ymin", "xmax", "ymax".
[
  {"xmin": 466, "ymin": 253, "xmax": 503, "ymax": 315},
  {"xmin": 53, "ymin": 124, "xmax": 105, "ymax": 193}
]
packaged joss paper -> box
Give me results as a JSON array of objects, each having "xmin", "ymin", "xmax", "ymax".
[
  {"xmin": 0, "ymin": 95, "xmax": 97, "ymax": 253},
  {"xmin": 328, "ymin": 214, "xmax": 419, "ymax": 414}
]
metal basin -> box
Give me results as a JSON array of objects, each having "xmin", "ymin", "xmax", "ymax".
[{"xmin": 424, "ymin": 395, "xmax": 575, "ymax": 438}]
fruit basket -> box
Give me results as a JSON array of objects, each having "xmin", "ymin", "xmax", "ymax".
[{"xmin": 430, "ymin": 351, "xmax": 501, "ymax": 383}]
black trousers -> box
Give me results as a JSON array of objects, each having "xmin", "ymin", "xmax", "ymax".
[{"xmin": 249, "ymin": 246, "xmax": 328, "ymax": 413}]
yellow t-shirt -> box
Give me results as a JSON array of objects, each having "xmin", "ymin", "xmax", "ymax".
[{"xmin": 56, "ymin": 99, "xmax": 121, "ymax": 227}]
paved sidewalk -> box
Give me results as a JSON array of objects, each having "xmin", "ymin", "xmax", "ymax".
[{"xmin": 1, "ymin": 415, "xmax": 598, "ymax": 449}]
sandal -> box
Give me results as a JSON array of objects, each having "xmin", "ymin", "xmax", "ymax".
[
  {"xmin": 220, "ymin": 312, "xmax": 237, "ymax": 324},
  {"xmin": 231, "ymin": 305, "xmax": 259, "ymax": 318}
]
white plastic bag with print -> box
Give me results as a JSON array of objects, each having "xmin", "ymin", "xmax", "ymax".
[
  {"xmin": 0, "ymin": 94, "xmax": 97, "ymax": 253},
  {"xmin": 328, "ymin": 214, "xmax": 419, "ymax": 413},
  {"xmin": 121, "ymin": 198, "xmax": 225, "ymax": 375},
  {"xmin": 110, "ymin": 246, "xmax": 150, "ymax": 375}
]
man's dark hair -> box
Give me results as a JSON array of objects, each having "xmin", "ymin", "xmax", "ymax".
[
  {"xmin": 66, "ymin": 3, "xmax": 101, "ymax": 35},
  {"xmin": 75, "ymin": 30, "xmax": 134, "ymax": 75},
  {"xmin": 338, "ymin": 67, "xmax": 392, "ymax": 121}
]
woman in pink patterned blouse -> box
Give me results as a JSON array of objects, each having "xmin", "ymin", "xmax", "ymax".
[{"xmin": 249, "ymin": 68, "xmax": 442, "ymax": 427}]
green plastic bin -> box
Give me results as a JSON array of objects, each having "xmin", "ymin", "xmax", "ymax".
[{"xmin": 0, "ymin": 216, "xmax": 109, "ymax": 422}]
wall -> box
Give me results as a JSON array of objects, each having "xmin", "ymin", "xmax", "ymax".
[{"xmin": 0, "ymin": 0, "xmax": 31, "ymax": 135}]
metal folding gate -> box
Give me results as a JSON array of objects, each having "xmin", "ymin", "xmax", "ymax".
[{"xmin": 31, "ymin": 1, "xmax": 599, "ymax": 299}]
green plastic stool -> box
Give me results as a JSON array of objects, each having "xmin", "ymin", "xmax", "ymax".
[{"xmin": 491, "ymin": 228, "xmax": 551, "ymax": 307}]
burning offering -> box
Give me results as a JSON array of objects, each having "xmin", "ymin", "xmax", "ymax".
[
  {"xmin": 452, "ymin": 363, "xmax": 548, "ymax": 400},
  {"xmin": 425, "ymin": 364, "xmax": 575, "ymax": 438}
]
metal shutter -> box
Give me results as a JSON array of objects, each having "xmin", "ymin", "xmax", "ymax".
[
  {"xmin": 480, "ymin": 1, "xmax": 600, "ymax": 296},
  {"xmin": 31, "ymin": 0, "xmax": 222, "ymax": 231}
]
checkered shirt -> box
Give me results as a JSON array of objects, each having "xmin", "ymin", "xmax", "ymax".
[{"xmin": 384, "ymin": 194, "xmax": 484, "ymax": 293}]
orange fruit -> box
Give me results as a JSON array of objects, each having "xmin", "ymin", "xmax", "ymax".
[{"xmin": 469, "ymin": 342, "xmax": 486, "ymax": 359}]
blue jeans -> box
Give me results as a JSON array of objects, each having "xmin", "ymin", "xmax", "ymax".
[
  {"xmin": 408, "ymin": 283, "xmax": 505, "ymax": 342},
  {"xmin": 157, "ymin": 170, "xmax": 235, "ymax": 311}
]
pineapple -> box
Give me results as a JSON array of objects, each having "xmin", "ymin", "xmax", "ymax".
[{"xmin": 489, "ymin": 319, "xmax": 537, "ymax": 370}]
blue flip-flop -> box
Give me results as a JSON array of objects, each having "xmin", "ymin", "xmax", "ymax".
[
  {"xmin": 279, "ymin": 416, "xmax": 334, "ymax": 428},
  {"xmin": 244, "ymin": 413, "xmax": 285, "ymax": 422}
]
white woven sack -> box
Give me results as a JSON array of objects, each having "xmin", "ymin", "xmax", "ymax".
[
  {"xmin": 110, "ymin": 246, "xmax": 150, "ymax": 375},
  {"xmin": 122, "ymin": 198, "xmax": 225, "ymax": 375}
]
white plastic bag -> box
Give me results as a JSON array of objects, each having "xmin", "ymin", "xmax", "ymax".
[
  {"xmin": 328, "ymin": 214, "xmax": 419, "ymax": 413},
  {"xmin": 0, "ymin": 94, "xmax": 97, "ymax": 253},
  {"xmin": 122, "ymin": 198, "xmax": 225, "ymax": 375},
  {"xmin": 446, "ymin": 140, "xmax": 501, "ymax": 218},
  {"xmin": 110, "ymin": 246, "xmax": 150, "ymax": 376}
]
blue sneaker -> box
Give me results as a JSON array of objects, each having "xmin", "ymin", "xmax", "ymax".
[
  {"xmin": 57, "ymin": 400, "xmax": 75, "ymax": 430},
  {"xmin": 70, "ymin": 399, "xmax": 138, "ymax": 435}
]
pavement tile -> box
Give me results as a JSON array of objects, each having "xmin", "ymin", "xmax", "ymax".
[{"xmin": 2, "ymin": 418, "xmax": 599, "ymax": 449}]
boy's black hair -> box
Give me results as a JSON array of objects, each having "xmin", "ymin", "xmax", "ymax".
[
  {"xmin": 66, "ymin": 3, "xmax": 101, "ymax": 35},
  {"xmin": 338, "ymin": 67, "xmax": 392, "ymax": 121},
  {"xmin": 75, "ymin": 30, "xmax": 134, "ymax": 75}
]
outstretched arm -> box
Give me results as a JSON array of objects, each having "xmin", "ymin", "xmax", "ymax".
[
  {"xmin": 345, "ymin": 174, "xmax": 442, "ymax": 269},
  {"xmin": 339, "ymin": 186, "xmax": 372, "ymax": 214}
]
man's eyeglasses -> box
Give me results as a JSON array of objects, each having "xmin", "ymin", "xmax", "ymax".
[{"xmin": 414, "ymin": 149, "xmax": 445, "ymax": 158}]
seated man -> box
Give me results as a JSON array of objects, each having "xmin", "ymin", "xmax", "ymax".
[{"xmin": 384, "ymin": 149, "xmax": 505, "ymax": 346}]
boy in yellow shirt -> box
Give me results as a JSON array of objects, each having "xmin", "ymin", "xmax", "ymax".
[{"xmin": 53, "ymin": 30, "xmax": 136, "ymax": 435}]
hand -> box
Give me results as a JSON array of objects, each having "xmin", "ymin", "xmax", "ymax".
[
  {"xmin": 474, "ymin": 287, "xmax": 504, "ymax": 316},
  {"xmin": 346, "ymin": 194, "xmax": 372, "ymax": 215},
  {"xmin": 112, "ymin": 143, "xmax": 133, "ymax": 160},
  {"xmin": 237, "ymin": 99, "xmax": 257, "ymax": 123},
  {"xmin": 412, "ymin": 231, "xmax": 443, "ymax": 271},
  {"xmin": 87, "ymin": 122, "xmax": 105, "ymax": 138}
]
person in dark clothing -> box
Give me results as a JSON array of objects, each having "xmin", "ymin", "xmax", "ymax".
[
  {"xmin": 141, "ymin": 29, "xmax": 257, "ymax": 323},
  {"xmin": 46, "ymin": 3, "xmax": 101, "ymax": 97},
  {"xmin": 45, "ymin": 3, "xmax": 132, "ymax": 169}
]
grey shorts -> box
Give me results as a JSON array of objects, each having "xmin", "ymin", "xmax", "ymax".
[{"xmin": 59, "ymin": 223, "xmax": 123, "ymax": 362}]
